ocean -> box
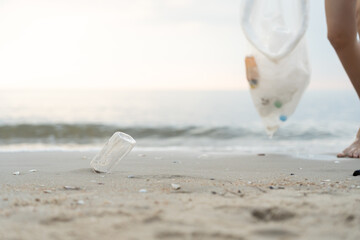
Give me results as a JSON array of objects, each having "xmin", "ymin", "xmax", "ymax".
[{"xmin": 0, "ymin": 89, "xmax": 359, "ymax": 157}]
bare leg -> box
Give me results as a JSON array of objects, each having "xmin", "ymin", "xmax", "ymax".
[{"xmin": 325, "ymin": 0, "xmax": 360, "ymax": 158}]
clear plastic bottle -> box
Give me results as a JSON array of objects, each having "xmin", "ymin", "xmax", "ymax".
[{"xmin": 90, "ymin": 132, "xmax": 136, "ymax": 173}]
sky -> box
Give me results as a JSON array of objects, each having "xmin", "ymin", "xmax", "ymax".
[{"xmin": 0, "ymin": 0, "xmax": 353, "ymax": 90}]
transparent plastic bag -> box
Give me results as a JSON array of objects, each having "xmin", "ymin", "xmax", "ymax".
[{"xmin": 241, "ymin": 0, "xmax": 311, "ymax": 136}]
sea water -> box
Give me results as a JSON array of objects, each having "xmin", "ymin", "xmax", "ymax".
[{"xmin": 0, "ymin": 89, "xmax": 359, "ymax": 157}]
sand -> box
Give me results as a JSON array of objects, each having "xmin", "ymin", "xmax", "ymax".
[{"xmin": 0, "ymin": 150, "xmax": 359, "ymax": 240}]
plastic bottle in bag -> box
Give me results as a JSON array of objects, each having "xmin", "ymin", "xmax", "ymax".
[{"xmin": 241, "ymin": 0, "xmax": 311, "ymax": 137}]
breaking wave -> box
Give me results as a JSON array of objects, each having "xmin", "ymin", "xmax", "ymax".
[{"xmin": 0, "ymin": 123, "xmax": 350, "ymax": 145}]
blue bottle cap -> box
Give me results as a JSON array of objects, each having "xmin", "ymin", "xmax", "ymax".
[{"xmin": 279, "ymin": 115, "xmax": 287, "ymax": 122}]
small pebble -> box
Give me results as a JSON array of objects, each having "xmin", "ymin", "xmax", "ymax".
[
  {"xmin": 257, "ymin": 153, "xmax": 266, "ymax": 156},
  {"xmin": 211, "ymin": 191, "xmax": 217, "ymax": 195},
  {"xmin": 334, "ymin": 161, "xmax": 340, "ymax": 164},
  {"xmin": 77, "ymin": 200, "xmax": 84, "ymax": 205},
  {"xmin": 12, "ymin": 171, "xmax": 20, "ymax": 175},
  {"xmin": 29, "ymin": 169, "xmax": 37, "ymax": 173},
  {"xmin": 210, "ymin": 178, "xmax": 215, "ymax": 181},
  {"xmin": 127, "ymin": 175, "xmax": 135, "ymax": 178},
  {"xmin": 43, "ymin": 190, "xmax": 52, "ymax": 194},
  {"xmin": 171, "ymin": 184, "xmax": 181, "ymax": 190},
  {"xmin": 290, "ymin": 173, "xmax": 295, "ymax": 176},
  {"xmin": 139, "ymin": 189, "xmax": 147, "ymax": 193},
  {"xmin": 353, "ymin": 170, "xmax": 360, "ymax": 176},
  {"xmin": 322, "ymin": 179, "xmax": 331, "ymax": 182}
]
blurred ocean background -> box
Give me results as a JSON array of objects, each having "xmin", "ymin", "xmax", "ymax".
[{"xmin": 0, "ymin": 89, "xmax": 359, "ymax": 157}]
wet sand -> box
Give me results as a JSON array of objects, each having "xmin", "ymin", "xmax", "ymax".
[{"xmin": 0, "ymin": 150, "xmax": 359, "ymax": 240}]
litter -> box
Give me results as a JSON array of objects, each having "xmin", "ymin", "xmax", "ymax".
[
  {"xmin": 43, "ymin": 190, "xmax": 52, "ymax": 193},
  {"xmin": 241, "ymin": 0, "xmax": 311, "ymax": 136},
  {"xmin": 29, "ymin": 169, "xmax": 37, "ymax": 173},
  {"xmin": 127, "ymin": 175, "xmax": 135, "ymax": 178},
  {"xmin": 139, "ymin": 189, "xmax": 147, "ymax": 193},
  {"xmin": 77, "ymin": 200, "xmax": 84, "ymax": 205},
  {"xmin": 90, "ymin": 132, "xmax": 136, "ymax": 173},
  {"xmin": 353, "ymin": 170, "xmax": 360, "ymax": 176},
  {"xmin": 171, "ymin": 184, "xmax": 181, "ymax": 190},
  {"xmin": 12, "ymin": 171, "xmax": 20, "ymax": 175}
]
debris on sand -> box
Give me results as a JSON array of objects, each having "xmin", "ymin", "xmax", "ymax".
[
  {"xmin": 138, "ymin": 154, "xmax": 146, "ymax": 157},
  {"xmin": 128, "ymin": 175, "xmax": 135, "ymax": 178},
  {"xmin": 29, "ymin": 169, "xmax": 37, "ymax": 173},
  {"xmin": 269, "ymin": 186, "xmax": 285, "ymax": 190},
  {"xmin": 77, "ymin": 200, "xmax": 84, "ymax": 205},
  {"xmin": 257, "ymin": 153, "xmax": 266, "ymax": 156},
  {"xmin": 43, "ymin": 190, "xmax": 52, "ymax": 194},
  {"xmin": 139, "ymin": 189, "xmax": 147, "ymax": 193},
  {"xmin": 353, "ymin": 170, "xmax": 360, "ymax": 176},
  {"xmin": 171, "ymin": 184, "xmax": 181, "ymax": 190},
  {"xmin": 252, "ymin": 207, "xmax": 295, "ymax": 221},
  {"xmin": 63, "ymin": 186, "xmax": 81, "ymax": 190},
  {"xmin": 12, "ymin": 171, "xmax": 20, "ymax": 175}
]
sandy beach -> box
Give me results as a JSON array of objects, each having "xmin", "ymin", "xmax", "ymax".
[{"xmin": 0, "ymin": 150, "xmax": 359, "ymax": 240}]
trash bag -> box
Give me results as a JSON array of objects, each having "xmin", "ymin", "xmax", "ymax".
[{"xmin": 241, "ymin": 0, "xmax": 311, "ymax": 137}]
